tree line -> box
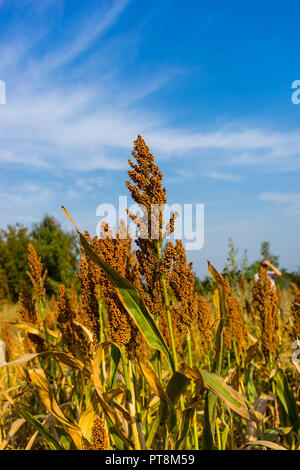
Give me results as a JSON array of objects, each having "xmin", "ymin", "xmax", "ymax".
[
  {"xmin": 0, "ymin": 215, "xmax": 79, "ymax": 302},
  {"xmin": 0, "ymin": 216, "xmax": 299, "ymax": 303}
]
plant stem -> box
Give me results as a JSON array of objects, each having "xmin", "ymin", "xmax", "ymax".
[
  {"xmin": 98, "ymin": 288, "xmax": 107, "ymax": 386},
  {"xmin": 216, "ymin": 419, "xmax": 221, "ymax": 450},
  {"xmin": 232, "ymin": 339, "xmax": 240, "ymax": 367},
  {"xmin": 39, "ymin": 299, "xmax": 50, "ymax": 350},
  {"xmin": 154, "ymin": 312, "xmax": 163, "ymax": 382},
  {"xmin": 121, "ymin": 347, "xmax": 143, "ymax": 450},
  {"xmin": 187, "ymin": 331, "xmax": 199, "ymax": 450},
  {"xmin": 131, "ymin": 362, "xmax": 146, "ymax": 449}
]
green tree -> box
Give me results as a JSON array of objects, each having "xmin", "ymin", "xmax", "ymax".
[
  {"xmin": 30, "ymin": 215, "xmax": 79, "ymax": 295},
  {"xmin": 260, "ymin": 241, "xmax": 279, "ymax": 267},
  {"xmin": 0, "ymin": 215, "xmax": 80, "ymax": 302},
  {"xmin": 223, "ymin": 237, "xmax": 239, "ymax": 284},
  {"xmin": 0, "ymin": 224, "xmax": 32, "ymax": 301},
  {"xmin": 240, "ymin": 249, "xmax": 249, "ymax": 275}
]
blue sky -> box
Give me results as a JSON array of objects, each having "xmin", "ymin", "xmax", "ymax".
[{"xmin": 0, "ymin": 0, "xmax": 300, "ymax": 277}]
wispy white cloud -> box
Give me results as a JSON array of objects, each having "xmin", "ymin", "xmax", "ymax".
[
  {"xmin": 0, "ymin": 0, "xmax": 183, "ymax": 173},
  {"xmin": 36, "ymin": 0, "xmax": 131, "ymax": 74},
  {"xmin": 75, "ymin": 176, "xmax": 107, "ymax": 191},
  {"xmin": 1, "ymin": 0, "xmax": 300, "ymax": 277},
  {"xmin": 1, "ymin": 1, "xmax": 300, "ymax": 177},
  {"xmin": 147, "ymin": 127, "xmax": 300, "ymax": 170},
  {"xmin": 205, "ymin": 170, "xmax": 242, "ymax": 181},
  {"xmin": 175, "ymin": 169, "xmax": 194, "ymax": 178},
  {"xmin": 1, "ymin": 0, "xmax": 300, "ymax": 182},
  {"xmin": 260, "ymin": 192, "xmax": 300, "ymax": 214}
]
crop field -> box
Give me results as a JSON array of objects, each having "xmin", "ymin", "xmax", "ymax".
[{"xmin": 0, "ymin": 136, "xmax": 299, "ymax": 451}]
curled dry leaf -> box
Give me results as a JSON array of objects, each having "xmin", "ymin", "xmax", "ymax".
[
  {"xmin": 0, "ymin": 418, "xmax": 25, "ymax": 450},
  {"xmin": 245, "ymin": 394, "xmax": 275, "ymax": 441},
  {"xmin": 28, "ymin": 368, "xmax": 83, "ymax": 449},
  {"xmin": 239, "ymin": 440, "xmax": 287, "ymax": 450}
]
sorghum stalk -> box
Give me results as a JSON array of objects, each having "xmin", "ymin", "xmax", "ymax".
[
  {"xmin": 156, "ymin": 350, "xmax": 163, "ymax": 383},
  {"xmin": 232, "ymin": 339, "xmax": 240, "ymax": 367},
  {"xmin": 131, "ymin": 361, "xmax": 146, "ymax": 449},
  {"xmin": 97, "ymin": 288, "xmax": 107, "ymax": 387},
  {"xmin": 27, "ymin": 243, "xmax": 50, "ymax": 350},
  {"xmin": 216, "ymin": 419, "xmax": 222, "ymax": 450},
  {"xmin": 187, "ymin": 331, "xmax": 199, "ymax": 450},
  {"xmin": 121, "ymin": 347, "xmax": 143, "ymax": 450},
  {"xmin": 39, "ymin": 299, "xmax": 50, "ymax": 351},
  {"xmin": 204, "ymin": 291, "xmax": 224, "ymax": 449}
]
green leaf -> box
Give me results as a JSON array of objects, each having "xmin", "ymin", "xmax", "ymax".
[
  {"xmin": 202, "ymin": 391, "xmax": 216, "ymax": 450},
  {"xmin": 221, "ymin": 423, "xmax": 229, "ymax": 450},
  {"xmin": 109, "ymin": 343, "xmax": 121, "ymax": 389},
  {"xmin": 200, "ymin": 369, "xmax": 253, "ymax": 421},
  {"xmin": 160, "ymin": 372, "xmax": 190, "ymax": 440},
  {"xmin": 245, "ymin": 363, "xmax": 258, "ymax": 403},
  {"xmin": 273, "ymin": 369, "xmax": 300, "ymax": 433},
  {"xmin": 166, "ymin": 372, "xmax": 191, "ymax": 404},
  {"xmin": 145, "ymin": 415, "xmax": 160, "ymax": 450},
  {"xmin": 175, "ymin": 408, "xmax": 195, "ymax": 450},
  {"xmin": 263, "ymin": 426, "xmax": 293, "ymax": 442},
  {"xmin": 17, "ymin": 408, "xmax": 64, "ymax": 450},
  {"xmin": 105, "ymin": 415, "xmax": 127, "ymax": 450}
]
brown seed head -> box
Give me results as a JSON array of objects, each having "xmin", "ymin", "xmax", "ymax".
[
  {"xmin": 27, "ymin": 243, "xmax": 47, "ymax": 303},
  {"xmin": 169, "ymin": 240, "xmax": 197, "ymax": 343},
  {"xmin": 90, "ymin": 416, "xmax": 109, "ymax": 450},
  {"xmin": 79, "ymin": 249, "xmax": 100, "ymax": 345},
  {"xmin": 290, "ymin": 282, "xmax": 300, "ymax": 339},
  {"xmin": 90, "ymin": 225, "xmax": 145, "ymax": 360},
  {"xmin": 163, "ymin": 212, "xmax": 178, "ymax": 239},
  {"xmin": 197, "ymin": 295, "xmax": 213, "ymax": 352},
  {"xmin": 2, "ymin": 322, "xmax": 13, "ymax": 362},
  {"xmin": 57, "ymin": 284, "xmax": 91, "ymax": 361},
  {"xmin": 252, "ymin": 267, "xmax": 279, "ymax": 358},
  {"xmin": 17, "ymin": 285, "xmax": 37, "ymax": 325},
  {"xmin": 24, "ymin": 332, "xmax": 46, "ymax": 353},
  {"xmin": 223, "ymin": 276, "xmax": 247, "ymax": 354},
  {"xmin": 126, "ymin": 135, "xmax": 167, "ymax": 241}
]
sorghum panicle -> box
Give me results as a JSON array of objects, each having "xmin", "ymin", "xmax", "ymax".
[
  {"xmin": 252, "ymin": 267, "xmax": 279, "ymax": 358},
  {"xmin": 27, "ymin": 243, "xmax": 47, "ymax": 303},
  {"xmin": 57, "ymin": 284, "xmax": 91, "ymax": 361},
  {"xmin": 17, "ymin": 285, "xmax": 37, "ymax": 325},
  {"xmin": 197, "ymin": 295, "xmax": 213, "ymax": 352},
  {"xmin": 169, "ymin": 240, "xmax": 197, "ymax": 344},
  {"xmin": 79, "ymin": 249, "xmax": 100, "ymax": 346},
  {"xmin": 2, "ymin": 322, "xmax": 13, "ymax": 362},
  {"xmin": 17, "ymin": 287, "xmax": 46, "ymax": 353},
  {"xmin": 90, "ymin": 416, "xmax": 109, "ymax": 450},
  {"xmin": 223, "ymin": 276, "xmax": 247, "ymax": 354},
  {"xmin": 91, "ymin": 223, "xmax": 145, "ymax": 360},
  {"xmin": 290, "ymin": 282, "xmax": 300, "ymax": 339}
]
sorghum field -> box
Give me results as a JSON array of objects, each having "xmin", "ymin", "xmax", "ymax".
[{"xmin": 0, "ymin": 136, "xmax": 299, "ymax": 451}]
